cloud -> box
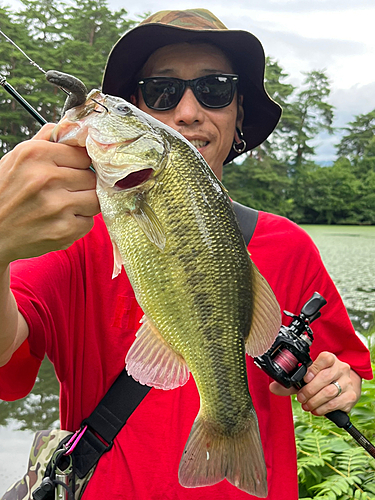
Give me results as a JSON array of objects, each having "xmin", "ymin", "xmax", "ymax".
[
  {"xmin": 312, "ymin": 82, "xmax": 375, "ymax": 161},
  {"xmin": 118, "ymin": 0, "xmax": 375, "ymax": 15},
  {"xmin": 255, "ymin": 28, "xmax": 366, "ymax": 63},
  {"xmin": 331, "ymin": 82, "xmax": 375, "ymax": 126},
  {"xmin": 227, "ymin": 0, "xmax": 375, "ymax": 13}
]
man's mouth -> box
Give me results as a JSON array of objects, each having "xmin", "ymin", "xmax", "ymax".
[{"xmin": 190, "ymin": 139, "xmax": 209, "ymax": 149}]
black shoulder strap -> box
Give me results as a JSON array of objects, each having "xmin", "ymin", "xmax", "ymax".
[
  {"xmin": 72, "ymin": 201, "xmax": 259, "ymax": 479},
  {"xmin": 73, "ymin": 371, "xmax": 151, "ymax": 478},
  {"xmin": 232, "ymin": 200, "xmax": 259, "ymax": 246}
]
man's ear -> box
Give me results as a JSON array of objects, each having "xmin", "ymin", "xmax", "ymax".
[
  {"xmin": 130, "ymin": 94, "xmax": 137, "ymax": 106},
  {"xmin": 236, "ymin": 94, "xmax": 244, "ymax": 131}
]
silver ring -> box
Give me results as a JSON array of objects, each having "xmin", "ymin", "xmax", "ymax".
[{"xmin": 331, "ymin": 380, "xmax": 342, "ymax": 397}]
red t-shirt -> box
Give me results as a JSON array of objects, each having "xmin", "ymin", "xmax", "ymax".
[{"xmin": 0, "ymin": 212, "xmax": 372, "ymax": 500}]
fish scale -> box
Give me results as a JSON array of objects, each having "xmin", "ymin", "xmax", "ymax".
[
  {"xmin": 52, "ymin": 89, "xmax": 282, "ymax": 497},
  {"xmin": 108, "ymin": 139, "xmax": 257, "ymax": 435}
]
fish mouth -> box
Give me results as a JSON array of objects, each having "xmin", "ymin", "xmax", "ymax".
[
  {"xmin": 91, "ymin": 135, "xmax": 139, "ymax": 149},
  {"xmin": 114, "ymin": 168, "xmax": 154, "ymax": 190}
]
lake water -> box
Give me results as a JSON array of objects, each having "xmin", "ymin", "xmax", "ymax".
[
  {"xmin": 304, "ymin": 225, "xmax": 375, "ymax": 345},
  {"xmin": 1, "ymin": 224, "xmax": 375, "ymax": 494}
]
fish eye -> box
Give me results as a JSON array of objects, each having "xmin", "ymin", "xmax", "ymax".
[{"xmin": 113, "ymin": 103, "xmax": 131, "ymax": 115}]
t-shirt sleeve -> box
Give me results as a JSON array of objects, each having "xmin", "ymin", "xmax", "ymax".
[
  {"xmin": 0, "ymin": 250, "xmax": 74, "ymax": 401},
  {"xmin": 299, "ymin": 246, "xmax": 373, "ymax": 380},
  {"xmin": 0, "ymin": 338, "xmax": 41, "ymax": 401},
  {"xmin": 251, "ymin": 212, "xmax": 373, "ymax": 381}
]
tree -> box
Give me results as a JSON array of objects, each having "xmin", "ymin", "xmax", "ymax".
[
  {"xmin": 224, "ymin": 63, "xmax": 337, "ymax": 220},
  {"xmin": 290, "ymin": 159, "xmax": 361, "ymax": 224},
  {"xmin": 261, "ymin": 57, "xmax": 295, "ymax": 160},
  {"xmin": 57, "ymin": 0, "xmax": 135, "ymax": 90},
  {"xmin": 0, "ymin": 0, "xmax": 136, "ymax": 155},
  {"xmin": 223, "ymin": 155, "xmax": 292, "ymax": 216},
  {"xmin": 0, "ymin": 3, "xmax": 43, "ymax": 152},
  {"xmin": 284, "ymin": 70, "xmax": 335, "ymax": 168},
  {"xmin": 336, "ymin": 109, "xmax": 375, "ymax": 160}
]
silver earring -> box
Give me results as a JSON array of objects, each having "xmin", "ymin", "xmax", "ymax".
[{"xmin": 233, "ymin": 128, "xmax": 247, "ymax": 153}]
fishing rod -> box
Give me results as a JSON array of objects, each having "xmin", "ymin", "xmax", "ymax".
[
  {"xmin": 0, "ymin": 74, "xmax": 47, "ymax": 125},
  {"xmin": 2, "ymin": 29, "xmax": 375, "ymax": 459}
]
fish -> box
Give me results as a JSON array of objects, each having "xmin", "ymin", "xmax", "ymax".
[{"xmin": 51, "ymin": 88, "xmax": 282, "ymax": 497}]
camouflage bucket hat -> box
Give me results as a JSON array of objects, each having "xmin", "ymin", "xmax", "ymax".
[{"xmin": 102, "ymin": 9, "xmax": 282, "ymax": 164}]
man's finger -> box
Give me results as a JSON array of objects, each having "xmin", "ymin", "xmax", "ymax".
[
  {"xmin": 303, "ymin": 351, "xmax": 337, "ymax": 384},
  {"xmin": 269, "ymin": 380, "xmax": 298, "ymax": 396},
  {"xmin": 31, "ymin": 122, "xmax": 56, "ymax": 140}
]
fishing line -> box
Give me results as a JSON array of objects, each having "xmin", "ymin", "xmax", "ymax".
[
  {"xmin": 0, "ymin": 30, "xmax": 99, "ymax": 175},
  {"xmin": 0, "ymin": 27, "xmax": 73, "ymax": 122},
  {"xmin": 0, "ymin": 29, "xmax": 106, "ymax": 122},
  {"xmin": 0, "ymin": 28, "xmax": 69, "ymax": 95},
  {"xmin": 0, "ymin": 28, "xmax": 47, "ymax": 76}
]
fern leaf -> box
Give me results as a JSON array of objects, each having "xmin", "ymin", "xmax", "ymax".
[
  {"xmin": 337, "ymin": 448, "xmax": 371, "ymax": 475},
  {"xmin": 309, "ymin": 474, "xmax": 351, "ymax": 496}
]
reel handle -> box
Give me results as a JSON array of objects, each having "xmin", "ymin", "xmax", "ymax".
[{"xmin": 300, "ymin": 292, "xmax": 327, "ymax": 322}]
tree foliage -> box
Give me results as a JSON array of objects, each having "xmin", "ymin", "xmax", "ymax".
[
  {"xmin": 0, "ymin": 0, "xmax": 135, "ymax": 152},
  {"xmin": 1, "ymin": 3, "xmax": 375, "ymax": 226},
  {"xmin": 224, "ymin": 57, "xmax": 375, "ymax": 225},
  {"xmin": 337, "ymin": 111, "xmax": 375, "ymax": 160},
  {"xmin": 286, "ymin": 71, "xmax": 334, "ymax": 168}
]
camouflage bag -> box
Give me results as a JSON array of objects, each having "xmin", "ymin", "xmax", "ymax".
[
  {"xmin": 1, "ymin": 429, "xmax": 95, "ymax": 500},
  {"xmin": 1, "ymin": 371, "xmax": 152, "ymax": 500}
]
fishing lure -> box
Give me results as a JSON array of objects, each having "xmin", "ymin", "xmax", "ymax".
[{"xmin": 0, "ymin": 28, "xmax": 88, "ymax": 119}]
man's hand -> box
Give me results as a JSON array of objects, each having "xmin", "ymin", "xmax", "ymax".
[
  {"xmin": 0, "ymin": 124, "xmax": 100, "ymax": 365},
  {"xmin": 0, "ymin": 123, "xmax": 100, "ymax": 268},
  {"xmin": 269, "ymin": 351, "xmax": 362, "ymax": 415}
]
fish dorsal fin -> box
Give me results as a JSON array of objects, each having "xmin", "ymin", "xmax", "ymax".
[
  {"xmin": 111, "ymin": 239, "xmax": 123, "ymax": 279},
  {"xmin": 132, "ymin": 198, "xmax": 166, "ymax": 251},
  {"xmin": 245, "ymin": 263, "xmax": 281, "ymax": 357},
  {"xmin": 125, "ymin": 315, "xmax": 190, "ymax": 390}
]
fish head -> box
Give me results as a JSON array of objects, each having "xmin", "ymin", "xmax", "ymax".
[{"xmin": 51, "ymin": 90, "xmax": 170, "ymax": 195}]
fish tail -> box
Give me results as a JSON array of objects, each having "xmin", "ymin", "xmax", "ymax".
[{"xmin": 178, "ymin": 412, "xmax": 267, "ymax": 497}]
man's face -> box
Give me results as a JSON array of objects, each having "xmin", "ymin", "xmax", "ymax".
[{"xmin": 133, "ymin": 43, "xmax": 243, "ymax": 180}]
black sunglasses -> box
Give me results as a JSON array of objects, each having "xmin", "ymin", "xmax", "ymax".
[{"xmin": 138, "ymin": 73, "xmax": 239, "ymax": 111}]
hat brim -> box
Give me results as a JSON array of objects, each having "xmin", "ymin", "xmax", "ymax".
[{"xmin": 102, "ymin": 23, "xmax": 281, "ymax": 164}]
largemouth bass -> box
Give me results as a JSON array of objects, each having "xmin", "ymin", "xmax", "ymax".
[{"xmin": 52, "ymin": 89, "xmax": 281, "ymax": 497}]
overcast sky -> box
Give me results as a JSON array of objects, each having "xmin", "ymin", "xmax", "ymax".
[
  {"xmin": 105, "ymin": 0, "xmax": 375, "ymax": 161},
  {"xmin": 7, "ymin": 0, "xmax": 375, "ymax": 161}
]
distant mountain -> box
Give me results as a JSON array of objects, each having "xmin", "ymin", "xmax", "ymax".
[{"xmin": 317, "ymin": 161, "xmax": 334, "ymax": 167}]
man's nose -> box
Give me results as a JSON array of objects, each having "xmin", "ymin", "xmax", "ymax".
[{"xmin": 173, "ymin": 88, "xmax": 204, "ymax": 125}]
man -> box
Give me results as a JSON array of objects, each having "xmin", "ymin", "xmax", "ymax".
[{"xmin": 0, "ymin": 9, "xmax": 372, "ymax": 499}]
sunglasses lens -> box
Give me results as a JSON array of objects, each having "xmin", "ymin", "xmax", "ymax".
[
  {"xmin": 196, "ymin": 75, "xmax": 234, "ymax": 108},
  {"xmin": 140, "ymin": 74, "xmax": 237, "ymax": 110},
  {"xmin": 142, "ymin": 79, "xmax": 182, "ymax": 110}
]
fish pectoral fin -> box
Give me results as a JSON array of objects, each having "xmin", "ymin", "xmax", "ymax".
[
  {"xmin": 245, "ymin": 262, "xmax": 282, "ymax": 357},
  {"xmin": 111, "ymin": 240, "xmax": 123, "ymax": 279},
  {"xmin": 132, "ymin": 199, "xmax": 166, "ymax": 251},
  {"xmin": 125, "ymin": 315, "xmax": 190, "ymax": 390},
  {"xmin": 179, "ymin": 410, "xmax": 268, "ymax": 497}
]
